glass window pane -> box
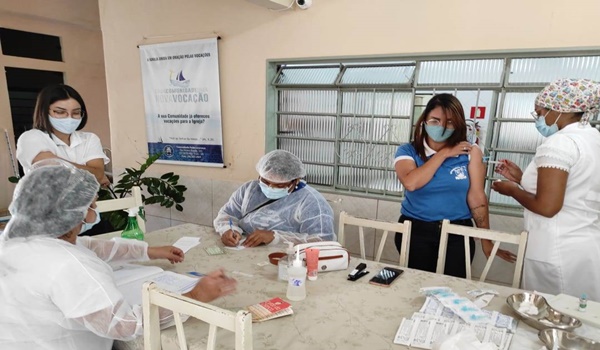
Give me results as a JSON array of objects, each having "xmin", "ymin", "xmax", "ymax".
[
  {"xmin": 278, "ymin": 89, "xmax": 337, "ymax": 114},
  {"xmin": 341, "ymin": 91, "xmax": 412, "ymax": 116},
  {"xmin": 338, "ymin": 166, "xmax": 402, "ymax": 193},
  {"xmin": 340, "ymin": 65, "xmax": 414, "ymax": 85},
  {"xmin": 278, "ymin": 115, "xmax": 335, "ymax": 139},
  {"xmin": 500, "ymin": 92, "xmax": 538, "ymax": 119},
  {"xmin": 304, "ymin": 164, "xmax": 334, "ymax": 186},
  {"xmin": 508, "ymin": 56, "xmax": 600, "ymax": 84},
  {"xmin": 278, "ymin": 139, "xmax": 335, "ymax": 164},
  {"xmin": 340, "ymin": 116, "xmax": 410, "ymax": 144},
  {"xmin": 0, "ymin": 28, "xmax": 62, "ymax": 61},
  {"xmin": 418, "ymin": 59, "xmax": 504, "ymax": 85},
  {"xmin": 338, "ymin": 142, "xmax": 398, "ymax": 168},
  {"xmin": 275, "ymin": 67, "xmax": 339, "ymax": 85},
  {"xmin": 495, "ymin": 122, "xmax": 542, "ymax": 151}
]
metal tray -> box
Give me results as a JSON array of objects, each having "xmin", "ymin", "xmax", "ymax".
[
  {"xmin": 506, "ymin": 292, "xmax": 582, "ymax": 332},
  {"xmin": 539, "ymin": 328, "xmax": 600, "ymax": 350}
]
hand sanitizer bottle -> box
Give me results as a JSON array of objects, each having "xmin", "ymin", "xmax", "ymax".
[
  {"xmin": 286, "ymin": 246, "xmax": 307, "ymax": 301},
  {"xmin": 121, "ymin": 207, "xmax": 144, "ymax": 241}
]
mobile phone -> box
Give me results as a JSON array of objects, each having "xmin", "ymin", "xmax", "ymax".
[{"xmin": 368, "ymin": 267, "xmax": 404, "ymax": 287}]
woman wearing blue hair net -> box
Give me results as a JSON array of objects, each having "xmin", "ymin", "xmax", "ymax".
[
  {"xmin": 0, "ymin": 160, "xmax": 237, "ymax": 349},
  {"xmin": 215, "ymin": 150, "xmax": 335, "ymax": 247}
]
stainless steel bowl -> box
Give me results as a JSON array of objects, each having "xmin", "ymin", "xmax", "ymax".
[
  {"xmin": 506, "ymin": 292, "xmax": 582, "ymax": 332},
  {"xmin": 539, "ymin": 328, "xmax": 600, "ymax": 350}
]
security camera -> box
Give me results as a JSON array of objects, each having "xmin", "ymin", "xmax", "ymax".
[{"xmin": 296, "ymin": 0, "xmax": 312, "ymax": 10}]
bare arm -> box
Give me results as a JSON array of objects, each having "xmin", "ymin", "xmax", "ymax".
[
  {"xmin": 466, "ymin": 147, "xmax": 489, "ymax": 229},
  {"xmin": 469, "ymin": 148, "xmax": 517, "ymax": 263},
  {"xmin": 492, "ymin": 167, "xmax": 567, "ymax": 217}
]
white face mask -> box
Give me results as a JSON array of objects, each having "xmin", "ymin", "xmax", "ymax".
[{"xmin": 49, "ymin": 115, "xmax": 81, "ymax": 134}]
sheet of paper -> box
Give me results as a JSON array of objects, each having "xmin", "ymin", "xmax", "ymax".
[
  {"xmin": 224, "ymin": 237, "xmax": 246, "ymax": 250},
  {"xmin": 172, "ymin": 236, "xmax": 201, "ymax": 253},
  {"xmin": 113, "ymin": 264, "xmax": 199, "ymax": 305}
]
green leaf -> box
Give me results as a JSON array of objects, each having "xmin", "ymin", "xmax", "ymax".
[
  {"xmin": 160, "ymin": 172, "xmax": 174, "ymax": 180},
  {"xmin": 8, "ymin": 176, "xmax": 21, "ymax": 183},
  {"xmin": 175, "ymin": 204, "xmax": 183, "ymax": 211}
]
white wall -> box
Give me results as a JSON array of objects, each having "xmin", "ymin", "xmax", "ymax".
[
  {"xmin": 0, "ymin": 0, "xmax": 110, "ymax": 209},
  {"xmin": 98, "ymin": 0, "xmax": 600, "ymax": 183}
]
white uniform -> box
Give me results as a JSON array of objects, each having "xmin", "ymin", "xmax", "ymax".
[
  {"xmin": 521, "ymin": 123, "xmax": 600, "ymax": 301},
  {"xmin": 16, "ymin": 129, "xmax": 109, "ymax": 172},
  {"xmin": 0, "ymin": 236, "xmax": 153, "ymax": 349}
]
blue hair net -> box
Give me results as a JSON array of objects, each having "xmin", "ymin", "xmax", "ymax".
[
  {"xmin": 256, "ymin": 150, "xmax": 306, "ymax": 183},
  {"xmin": 5, "ymin": 159, "xmax": 99, "ymax": 239}
]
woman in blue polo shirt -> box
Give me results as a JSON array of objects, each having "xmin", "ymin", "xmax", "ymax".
[{"xmin": 394, "ymin": 94, "xmax": 515, "ymax": 278}]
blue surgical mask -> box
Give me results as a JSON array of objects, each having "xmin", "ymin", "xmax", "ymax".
[
  {"xmin": 80, "ymin": 207, "xmax": 101, "ymax": 234},
  {"xmin": 424, "ymin": 125, "xmax": 454, "ymax": 142},
  {"xmin": 535, "ymin": 113, "xmax": 562, "ymax": 137},
  {"xmin": 259, "ymin": 182, "xmax": 291, "ymax": 200},
  {"xmin": 49, "ymin": 115, "xmax": 81, "ymax": 134}
]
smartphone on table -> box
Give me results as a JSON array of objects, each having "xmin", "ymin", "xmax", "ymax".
[{"xmin": 369, "ymin": 267, "xmax": 404, "ymax": 287}]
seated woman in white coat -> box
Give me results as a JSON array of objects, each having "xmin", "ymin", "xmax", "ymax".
[
  {"xmin": 16, "ymin": 84, "xmax": 110, "ymax": 186},
  {"xmin": 0, "ymin": 159, "xmax": 237, "ymax": 350}
]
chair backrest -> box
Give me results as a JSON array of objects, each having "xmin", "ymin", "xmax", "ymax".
[
  {"xmin": 435, "ymin": 219, "xmax": 528, "ymax": 288},
  {"xmin": 95, "ymin": 186, "xmax": 145, "ymax": 233},
  {"xmin": 338, "ymin": 211, "xmax": 412, "ymax": 267},
  {"xmin": 142, "ymin": 282, "xmax": 252, "ymax": 350}
]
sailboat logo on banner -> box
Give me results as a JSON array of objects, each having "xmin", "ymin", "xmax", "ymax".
[{"xmin": 169, "ymin": 70, "xmax": 190, "ymax": 87}]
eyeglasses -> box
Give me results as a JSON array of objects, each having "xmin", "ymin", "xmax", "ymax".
[
  {"xmin": 259, "ymin": 177, "xmax": 294, "ymax": 189},
  {"xmin": 50, "ymin": 109, "xmax": 84, "ymax": 119},
  {"xmin": 425, "ymin": 118, "xmax": 454, "ymax": 129}
]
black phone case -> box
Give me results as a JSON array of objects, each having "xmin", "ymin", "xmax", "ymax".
[{"xmin": 368, "ymin": 267, "xmax": 404, "ymax": 286}]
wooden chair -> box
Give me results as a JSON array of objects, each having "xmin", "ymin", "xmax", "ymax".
[
  {"xmin": 142, "ymin": 282, "xmax": 252, "ymax": 350},
  {"xmin": 435, "ymin": 219, "xmax": 528, "ymax": 288},
  {"xmin": 95, "ymin": 186, "xmax": 145, "ymax": 234},
  {"xmin": 338, "ymin": 211, "xmax": 412, "ymax": 267}
]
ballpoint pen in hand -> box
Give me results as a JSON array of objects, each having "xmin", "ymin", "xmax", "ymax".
[{"xmin": 229, "ymin": 217, "xmax": 240, "ymax": 244}]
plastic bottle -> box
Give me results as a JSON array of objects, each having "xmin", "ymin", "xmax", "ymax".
[
  {"xmin": 285, "ymin": 242, "xmax": 295, "ymax": 267},
  {"xmin": 579, "ymin": 294, "xmax": 587, "ymax": 312},
  {"xmin": 286, "ymin": 246, "xmax": 307, "ymax": 301},
  {"xmin": 121, "ymin": 207, "xmax": 144, "ymax": 241}
]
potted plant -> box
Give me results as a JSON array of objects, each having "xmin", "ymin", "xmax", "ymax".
[{"xmin": 97, "ymin": 152, "xmax": 187, "ymax": 231}]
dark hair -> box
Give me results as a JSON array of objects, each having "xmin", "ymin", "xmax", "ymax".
[
  {"xmin": 412, "ymin": 93, "xmax": 467, "ymax": 161},
  {"xmin": 32, "ymin": 84, "xmax": 88, "ymax": 133}
]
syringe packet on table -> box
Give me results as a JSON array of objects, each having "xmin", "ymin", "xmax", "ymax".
[
  {"xmin": 394, "ymin": 316, "xmax": 513, "ymax": 350},
  {"xmin": 420, "ymin": 296, "xmax": 518, "ymax": 333}
]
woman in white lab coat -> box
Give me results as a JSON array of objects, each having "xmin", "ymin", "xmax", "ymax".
[
  {"xmin": 492, "ymin": 78, "xmax": 600, "ymax": 301},
  {"xmin": 0, "ymin": 159, "xmax": 237, "ymax": 350}
]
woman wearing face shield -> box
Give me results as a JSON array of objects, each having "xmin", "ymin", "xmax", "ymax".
[
  {"xmin": 492, "ymin": 78, "xmax": 600, "ymax": 301},
  {"xmin": 214, "ymin": 150, "xmax": 335, "ymax": 248},
  {"xmin": 394, "ymin": 94, "xmax": 516, "ymax": 278},
  {"xmin": 0, "ymin": 159, "xmax": 237, "ymax": 349},
  {"xmin": 16, "ymin": 84, "xmax": 110, "ymax": 187}
]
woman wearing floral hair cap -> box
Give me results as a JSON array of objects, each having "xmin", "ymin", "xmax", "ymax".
[{"xmin": 492, "ymin": 78, "xmax": 600, "ymax": 301}]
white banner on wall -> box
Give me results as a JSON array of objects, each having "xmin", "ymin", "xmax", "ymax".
[{"xmin": 139, "ymin": 38, "xmax": 224, "ymax": 167}]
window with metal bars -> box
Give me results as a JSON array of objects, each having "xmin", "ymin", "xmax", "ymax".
[{"xmin": 269, "ymin": 53, "xmax": 600, "ymax": 215}]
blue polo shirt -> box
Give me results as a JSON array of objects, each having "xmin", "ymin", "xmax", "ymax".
[{"xmin": 394, "ymin": 142, "xmax": 472, "ymax": 222}]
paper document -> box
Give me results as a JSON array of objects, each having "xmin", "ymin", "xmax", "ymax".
[
  {"xmin": 113, "ymin": 264, "xmax": 199, "ymax": 305},
  {"xmin": 224, "ymin": 237, "xmax": 246, "ymax": 250},
  {"xmin": 173, "ymin": 236, "xmax": 201, "ymax": 253}
]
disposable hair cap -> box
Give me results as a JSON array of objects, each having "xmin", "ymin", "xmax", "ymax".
[
  {"xmin": 5, "ymin": 159, "xmax": 99, "ymax": 239},
  {"xmin": 256, "ymin": 150, "xmax": 306, "ymax": 183}
]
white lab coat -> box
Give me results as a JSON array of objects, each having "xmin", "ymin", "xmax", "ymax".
[
  {"xmin": 16, "ymin": 129, "xmax": 109, "ymax": 173},
  {"xmin": 521, "ymin": 123, "xmax": 600, "ymax": 301},
  {"xmin": 0, "ymin": 235, "xmax": 151, "ymax": 349}
]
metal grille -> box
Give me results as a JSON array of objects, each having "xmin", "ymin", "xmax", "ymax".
[{"xmin": 271, "ymin": 53, "xmax": 600, "ymax": 214}]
